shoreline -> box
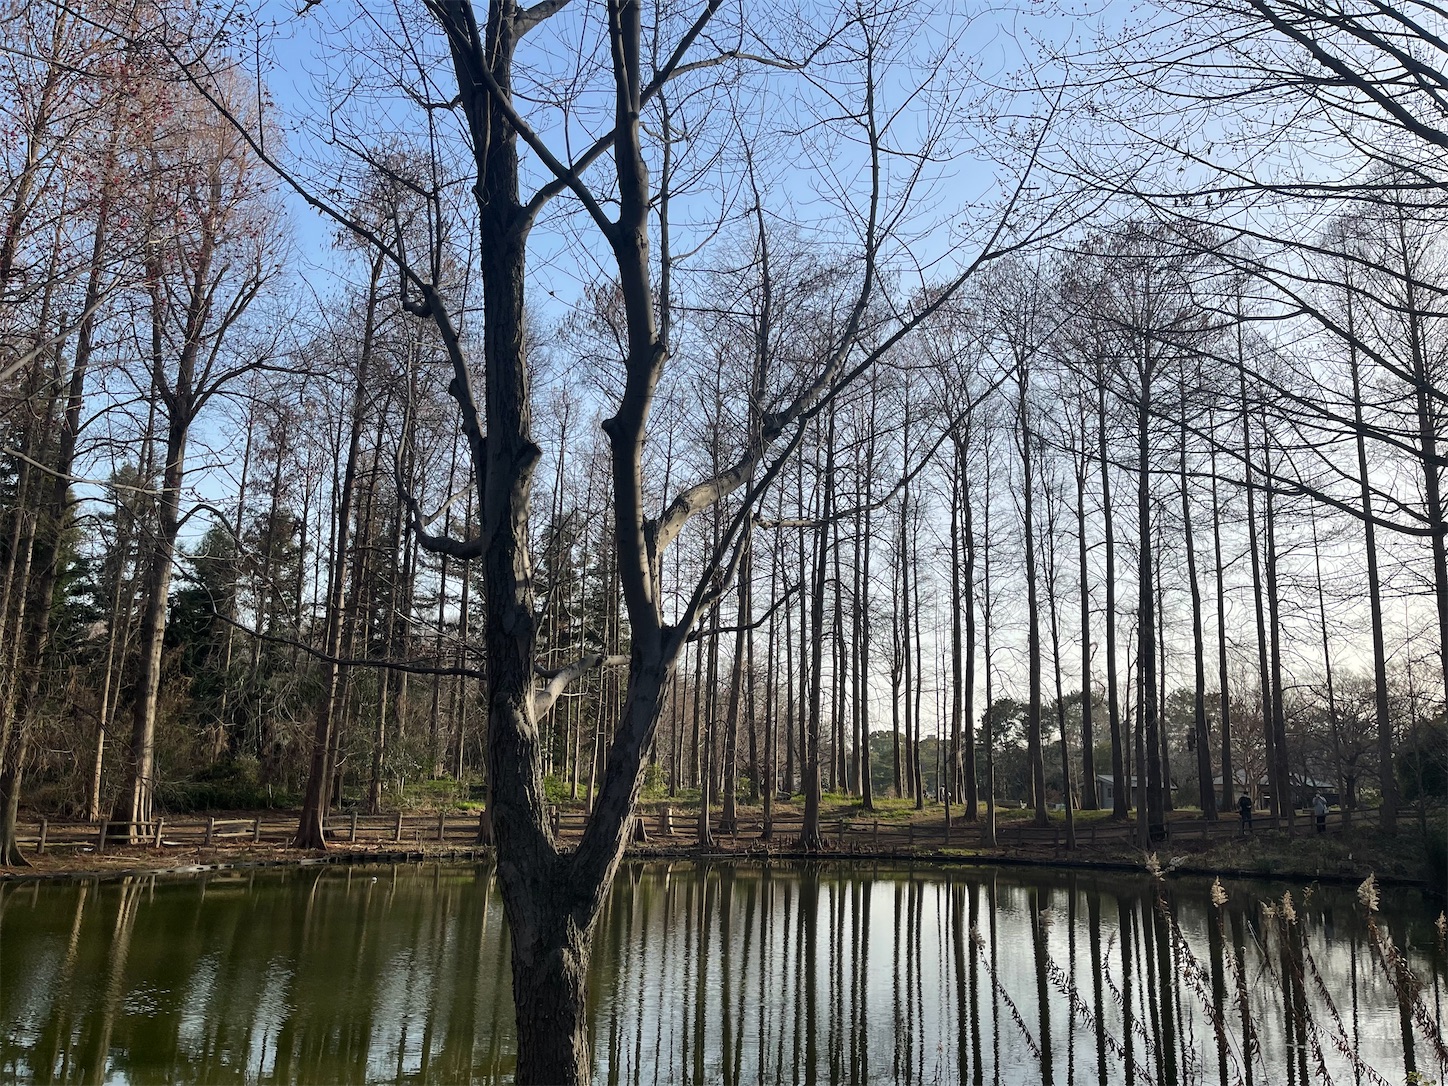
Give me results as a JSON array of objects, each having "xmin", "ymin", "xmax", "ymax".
[{"xmin": 2, "ymin": 836, "xmax": 1437, "ymax": 891}]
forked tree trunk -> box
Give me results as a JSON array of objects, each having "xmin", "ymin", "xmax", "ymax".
[
  {"xmin": 427, "ymin": 2, "xmax": 897, "ymax": 1079},
  {"xmin": 509, "ymin": 890, "xmax": 592, "ymax": 1085}
]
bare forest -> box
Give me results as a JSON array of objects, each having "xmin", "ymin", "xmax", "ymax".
[{"xmin": 3, "ymin": 0, "xmax": 1446, "ymax": 1080}]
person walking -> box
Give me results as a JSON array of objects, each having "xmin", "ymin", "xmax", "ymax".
[
  {"xmin": 1313, "ymin": 793, "xmax": 1328, "ymax": 834},
  {"xmin": 1237, "ymin": 793, "xmax": 1253, "ymax": 835}
]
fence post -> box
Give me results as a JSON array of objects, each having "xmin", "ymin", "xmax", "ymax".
[
  {"xmin": 98, "ymin": 820, "xmax": 108, "ymax": 853},
  {"xmin": 873, "ymin": 820, "xmax": 879, "ymax": 850},
  {"xmin": 154, "ymin": 819, "xmax": 164, "ymax": 848},
  {"xmin": 205, "ymin": 817, "xmax": 215, "ymax": 847},
  {"xmin": 395, "ymin": 810, "xmax": 404, "ymax": 843},
  {"xmin": 35, "ymin": 817, "xmax": 48, "ymax": 856},
  {"xmin": 253, "ymin": 818, "xmax": 262, "ymax": 844},
  {"xmin": 437, "ymin": 811, "xmax": 446, "ymax": 842},
  {"xmin": 350, "ymin": 812, "xmax": 359, "ymax": 843}
]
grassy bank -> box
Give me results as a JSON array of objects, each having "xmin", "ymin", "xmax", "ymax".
[{"xmin": 8, "ymin": 793, "xmax": 1441, "ymax": 887}]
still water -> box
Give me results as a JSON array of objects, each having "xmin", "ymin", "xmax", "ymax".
[{"xmin": 1, "ymin": 860, "xmax": 1443, "ymax": 1085}]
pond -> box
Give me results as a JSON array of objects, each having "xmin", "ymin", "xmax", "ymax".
[{"xmin": 1, "ymin": 860, "xmax": 1443, "ymax": 1084}]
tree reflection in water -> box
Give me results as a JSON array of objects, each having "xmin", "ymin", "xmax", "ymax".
[{"xmin": 1, "ymin": 861, "xmax": 1443, "ymax": 1084}]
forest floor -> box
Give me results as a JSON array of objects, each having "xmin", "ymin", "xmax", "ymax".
[{"xmin": 6, "ymin": 795, "xmax": 1443, "ymax": 887}]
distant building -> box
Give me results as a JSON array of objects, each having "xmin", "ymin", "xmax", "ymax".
[
  {"xmin": 1094, "ymin": 774, "xmax": 1178, "ymax": 809},
  {"xmin": 1212, "ymin": 769, "xmax": 1270, "ymax": 808}
]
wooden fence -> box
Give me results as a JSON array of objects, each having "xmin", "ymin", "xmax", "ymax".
[
  {"xmin": 14, "ymin": 810, "xmax": 492, "ymax": 855},
  {"xmin": 12, "ymin": 805, "xmax": 1367, "ymax": 859}
]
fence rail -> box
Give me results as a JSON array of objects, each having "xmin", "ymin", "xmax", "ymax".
[
  {"xmin": 13, "ymin": 811, "xmax": 495, "ymax": 855},
  {"xmin": 12, "ymin": 805, "xmax": 1371, "ymax": 859}
]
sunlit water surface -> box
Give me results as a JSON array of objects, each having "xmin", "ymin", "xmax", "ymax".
[{"xmin": 2, "ymin": 860, "xmax": 1444, "ymax": 1084}]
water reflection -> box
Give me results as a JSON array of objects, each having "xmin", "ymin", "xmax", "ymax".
[{"xmin": 1, "ymin": 861, "xmax": 1443, "ymax": 1084}]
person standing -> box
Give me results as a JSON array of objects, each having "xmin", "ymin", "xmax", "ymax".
[
  {"xmin": 1237, "ymin": 793, "xmax": 1253, "ymax": 835},
  {"xmin": 1313, "ymin": 793, "xmax": 1328, "ymax": 834}
]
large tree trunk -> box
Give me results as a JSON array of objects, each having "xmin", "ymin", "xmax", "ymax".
[{"xmin": 506, "ymin": 874, "xmax": 594, "ymax": 1084}]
